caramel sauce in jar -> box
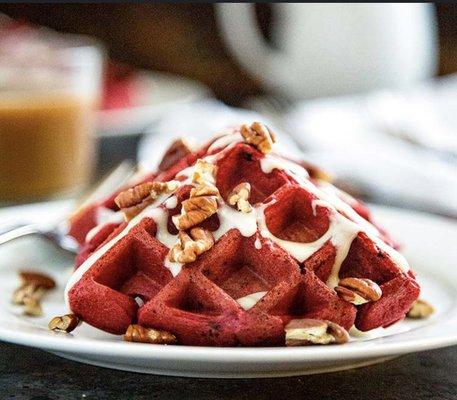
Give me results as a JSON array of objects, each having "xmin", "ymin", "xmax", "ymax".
[
  {"xmin": 0, "ymin": 22, "xmax": 103, "ymax": 202},
  {"xmin": 0, "ymin": 92, "xmax": 97, "ymax": 201}
]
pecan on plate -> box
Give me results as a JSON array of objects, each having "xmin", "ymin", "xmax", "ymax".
[
  {"xmin": 227, "ymin": 182, "xmax": 252, "ymax": 213},
  {"xmin": 168, "ymin": 228, "xmax": 214, "ymax": 264},
  {"xmin": 407, "ymin": 299, "xmax": 434, "ymax": 319},
  {"xmin": 285, "ymin": 318, "xmax": 349, "ymax": 346},
  {"xmin": 48, "ymin": 314, "xmax": 80, "ymax": 333},
  {"xmin": 240, "ymin": 122, "xmax": 277, "ymax": 154},
  {"xmin": 12, "ymin": 271, "xmax": 56, "ymax": 317},
  {"xmin": 124, "ymin": 324, "xmax": 177, "ymax": 344},
  {"xmin": 335, "ymin": 277, "xmax": 382, "ymax": 305},
  {"xmin": 158, "ymin": 138, "xmax": 193, "ymax": 172}
]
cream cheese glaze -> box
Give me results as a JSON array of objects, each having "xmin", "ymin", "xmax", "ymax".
[
  {"xmin": 85, "ymin": 208, "xmax": 124, "ymax": 243},
  {"xmin": 236, "ymin": 291, "xmax": 268, "ymax": 310},
  {"xmin": 259, "ymin": 153, "xmax": 409, "ymax": 275},
  {"xmin": 65, "ymin": 128, "xmax": 410, "ymax": 308}
]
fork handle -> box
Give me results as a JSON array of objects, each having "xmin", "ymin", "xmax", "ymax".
[{"xmin": 0, "ymin": 224, "xmax": 39, "ymax": 246}]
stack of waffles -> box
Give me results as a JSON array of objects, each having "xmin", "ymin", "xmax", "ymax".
[{"xmin": 64, "ymin": 123, "xmax": 420, "ymax": 346}]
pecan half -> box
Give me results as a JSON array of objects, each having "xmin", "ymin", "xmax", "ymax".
[
  {"xmin": 190, "ymin": 183, "xmax": 220, "ymax": 198},
  {"xmin": 172, "ymin": 190, "xmax": 218, "ymax": 230},
  {"xmin": 407, "ymin": 299, "xmax": 434, "ymax": 319},
  {"xmin": 124, "ymin": 324, "xmax": 177, "ymax": 344},
  {"xmin": 192, "ymin": 159, "xmax": 217, "ymax": 185},
  {"xmin": 168, "ymin": 228, "xmax": 214, "ymax": 263},
  {"xmin": 22, "ymin": 287, "xmax": 46, "ymax": 316},
  {"xmin": 115, "ymin": 181, "xmax": 155, "ymax": 220},
  {"xmin": 12, "ymin": 271, "xmax": 56, "ymax": 317},
  {"xmin": 150, "ymin": 180, "xmax": 179, "ymax": 197},
  {"xmin": 115, "ymin": 181, "xmax": 154, "ymax": 209},
  {"xmin": 115, "ymin": 180, "xmax": 179, "ymax": 221},
  {"xmin": 227, "ymin": 182, "xmax": 252, "ymax": 213},
  {"xmin": 335, "ymin": 277, "xmax": 382, "ymax": 305},
  {"xmin": 18, "ymin": 271, "xmax": 56, "ymax": 290},
  {"xmin": 48, "ymin": 314, "xmax": 80, "ymax": 333},
  {"xmin": 240, "ymin": 122, "xmax": 277, "ymax": 154},
  {"xmin": 158, "ymin": 138, "xmax": 193, "ymax": 172},
  {"xmin": 285, "ymin": 318, "xmax": 349, "ymax": 346}
]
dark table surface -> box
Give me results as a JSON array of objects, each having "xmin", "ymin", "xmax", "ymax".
[{"xmin": 0, "ymin": 342, "xmax": 455, "ymax": 400}]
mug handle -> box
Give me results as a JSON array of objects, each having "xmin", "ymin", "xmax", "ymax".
[{"xmin": 215, "ymin": 3, "xmax": 280, "ymax": 85}]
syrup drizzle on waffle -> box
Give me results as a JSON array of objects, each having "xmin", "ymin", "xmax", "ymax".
[{"xmin": 64, "ymin": 127, "xmax": 409, "ymax": 309}]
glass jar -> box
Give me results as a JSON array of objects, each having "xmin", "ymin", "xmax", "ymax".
[{"xmin": 0, "ymin": 19, "xmax": 103, "ymax": 202}]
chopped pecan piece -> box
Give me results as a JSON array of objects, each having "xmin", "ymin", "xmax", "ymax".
[
  {"xmin": 115, "ymin": 181, "xmax": 155, "ymax": 220},
  {"xmin": 407, "ymin": 299, "xmax": 434, "ymax": 319},
  {"xmin": 285, "ymin": 318, "xmax": 349, "ymax": 346},
  {"xmin": 158, "ymin": 138, "xmax": 193, "ymax": 172},
  {"xmin": 172, "ymin": 195, "xmax": 218, "ymax": 231},
  {"xmin": 115, "ymin": 181, "xmax": 154, "ymax": 209},
  {"xmin": 22, "ymin": 287, "xmax": 46, "ymax": 317},
  {"xmin": 227, "ymin": 182, "xmax": 252, "ymax": 213},
  {"xmin": 48, "ymin": 314, "xmax": 80, "ymax": 333},
  {"xmin": 115, "ymin": 180, "xmax": 179, "ymax": 221},
  {"xmin": 173, "ymin": 180, "xmax": 219, "ymax": 231},
  {"xmin": 190, "ymin": 183, "xmax": 220, "ymax": 198},
  {"xmin": 18, "ymin": 271, "xmax": 56, "ymax": 290},
  {"xmin": 335, "ymin": 277, "xmax": 382, "ymax": 305},
  {"xmin": 124, "ymin": 324, "xmax": 177, "ymax": 344},
  {"xmin": 168, "ymin": 228, "xmax": 214, "ymax": 263},
  {"xmin": 192, "ymin": 159, "xmax": 217, "ymax": 185},
  {"xmin": 12, "ymin": 271, "xmax": 56, "ymax": 317},
  {"xmin": 150, "ymin": 180, "xmax": 179, "ymax": 196},
  {"xmin": 240, "ymin": 122, "xmax": 277, "ymax": 154}
]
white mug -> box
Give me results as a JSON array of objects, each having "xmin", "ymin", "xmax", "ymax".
[{"xmin": 216, "ymin": 3, "xmax": 437, "ymax": 100}]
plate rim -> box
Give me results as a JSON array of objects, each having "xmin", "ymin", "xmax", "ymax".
[
  {"xmin": 0, "ymin": 323, "xmax": 456, "ymax": 363},
  {"xmin": 0, "ymin": 201, "xmax": 456, "ymax": 365}
]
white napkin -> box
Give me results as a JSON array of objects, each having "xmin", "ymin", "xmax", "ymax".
[{"xmin": 287, "ymin": 78, "xmax": 457, "ymax": 216}]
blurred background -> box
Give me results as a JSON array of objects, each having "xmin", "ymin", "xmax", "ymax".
[{"xmin": 0, "ymin": 3, "xmax": 456, "ymax": 217}]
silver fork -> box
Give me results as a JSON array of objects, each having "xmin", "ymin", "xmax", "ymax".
[{"xmin": 0, "ymin": 161, "xmax": 135, "ymax": 254}]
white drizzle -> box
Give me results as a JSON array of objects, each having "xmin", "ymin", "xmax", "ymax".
[
  {"xmin": 163, "ymin": 205, "xmax": 257, "ymax": 278},
  {"xmin": 213, "ymin": 204, "xmax": 257, "ymax": 241},
  {"xmin": 66, "ymin": 129, "xmax": 410, "ymax": 310},
  {"xmin": 85, "ymin": 208, "xmax": 124, "ymax": 243},
  {"xmin": 163, "ymin": 259, "xmax": 183, "ymax": 278},
  {"xmin": 256, "ymin": 204, "xmax": 360, "ymax": 289},
  {"xmin": 65, "ymin": 193, "xmax": 175, "ymax": 305},
  {"xmin": 260, "ymin": 154, "xmax": 409, "ymax": 275},
  {"xmin": 207, "ymin": 132, "xmax": 242, "ymax": 152},
  {"xmin": 164, "ymin": 195, "xmax": 178, "ymax": 209},
  {"xmin": 65, "ymin": 133, "xmax": 245, "ymax": 299},
  {"xmin": 236, "ymin": 291, "xmax": 267, "ymax": 310}
]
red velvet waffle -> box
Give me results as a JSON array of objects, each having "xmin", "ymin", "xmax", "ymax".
[{"xmin": 65, "ymin": 124, "xmax": 420, "ymax": 346}]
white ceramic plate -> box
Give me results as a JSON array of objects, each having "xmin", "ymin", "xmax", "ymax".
[
  {"xmin": 0, "ymin": 201, "xmax": 456, "ymax": 378},
  {"xmin": 97, "ymin": 71, "xmax": 210, "ymax": 137}
]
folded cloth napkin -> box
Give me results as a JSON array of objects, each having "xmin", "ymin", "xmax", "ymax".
[
  {"xmin": 139, "ymin": 90, "xmax": 457, "ymax": 217},
  {"xmin": 287, "ymin": 77, "xmax": 457, "ymax": 217}
]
